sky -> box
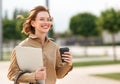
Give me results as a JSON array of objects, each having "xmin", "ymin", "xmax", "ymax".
[{"xmin": 2, "ymin": 0, "xmax": 120, "ymax": 33}]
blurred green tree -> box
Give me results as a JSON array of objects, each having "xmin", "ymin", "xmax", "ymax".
[
  {"xmin": 2, "ymin": 13, "xmax": 21, "ymax": 40},
  {"xmin": 48, "ymin": 26, "xmax": 55, "ymax": 39},
  {"xmin": 69, "ymin": 13, "xmax": 101, "ymax": 37},
  {"xmin": 15, "ymin": 9, "xmax": 28, "ymax": 39},
  {"xmin": 97, "ymin": 8, "xmax": 120, "ymax": 61},
  {"xmin": 69, "ymin": 13, "xmax": 101, "ymax": 56}
]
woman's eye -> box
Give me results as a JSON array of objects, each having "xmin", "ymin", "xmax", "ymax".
[
  {"xmin": 39, "ymin": 18, "xmax": 44, "ymax": 21},
  {"xmin": 47, "ymin": 18, "xmax": 52, "ymax": 21},
  {"xmin": 38, "ymin": 18, "xmax": 51, "ymax": 22}
]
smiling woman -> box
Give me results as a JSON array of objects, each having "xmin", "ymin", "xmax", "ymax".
[
  {"xmin": 7, "ymin": 5, "xmax": 73, "ymax": 84},
  {"xmin": 19, "ymin": 6, "xmax": 53, "ymax": 36}
]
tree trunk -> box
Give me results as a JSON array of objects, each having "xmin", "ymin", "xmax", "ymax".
[
  {"xmin": 0, "ymin": 0, "xmax": 3, "ymax": 60},
  {"xmin": 84, "ymin": 37, "xmax": 88, "ymax": 57},
  {"xmin": 111, "ymin": 33, "xmax": 117, "ymax": 61}
]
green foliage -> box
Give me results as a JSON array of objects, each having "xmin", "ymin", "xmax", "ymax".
[
  {"xmin": 48, "ymin": 27, "xmax": 55, "ymax": 38},
  {"xmin": 16, "ymin": 10, "xmax": 29, "ymax": 39},
  {"xmin": 2, "ymin": 18, "xmax": 21, "ymax": 40},
  {"xmin": 69, "ymin": 13, "xmax": 101, "ymax": 37},
  {"xmin": 98, "ymin": 8, "xmax": 120, "ymax": 33},
  {"xmin": 2, "ymin": 9, "xmax": 29, "ymax": 40}
]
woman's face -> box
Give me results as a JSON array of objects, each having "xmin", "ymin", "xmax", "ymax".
[{"xmin": 31, "ymin": 11, "xmax": 52, "ymax": 34}]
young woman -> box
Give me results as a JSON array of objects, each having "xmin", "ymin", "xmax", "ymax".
[{"xmin": 7, "ymin": 5, "xmax": 72, "ymax": 84}]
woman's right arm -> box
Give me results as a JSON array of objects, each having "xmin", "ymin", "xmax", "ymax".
[
  {"xmin": 7, "ymin": 49, "xmax": 20, "ymax": 81},
  {"xmin": 7, "ymin": 49, "xmax": 36, "ymax": 83}
]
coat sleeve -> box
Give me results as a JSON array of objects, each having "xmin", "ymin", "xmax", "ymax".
[
  {"xmin": 55, "ymin": 47, "xmax": 73, "ymax": 79},
  {"xmin": 7, "ymin": 49, "xmax": 36, "ymax": 83}
]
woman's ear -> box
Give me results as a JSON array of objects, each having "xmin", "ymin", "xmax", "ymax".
[
  {"xmin": 50, "ymin": 17, "xmax": 53, "ymax": 27},
  {"xmin": 31, "ymin": 20, "xmax": 35, "ymax": 27},
  {"xmin": 50, "ymin": 17, "xmax": 53, "ymax": 22}
]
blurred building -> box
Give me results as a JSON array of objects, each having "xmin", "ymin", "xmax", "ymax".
[
  {"xmin": 102, "ymin": 31, "xmax": 120, "ymax": 43},
  {"xmin": 56, "ymin": 31, "xmax": 120, "ymax": 46}
]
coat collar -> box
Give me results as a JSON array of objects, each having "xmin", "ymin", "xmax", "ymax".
[{"xmin": 28, "ymin": 34, "xmax": 51, "ymax": 43}]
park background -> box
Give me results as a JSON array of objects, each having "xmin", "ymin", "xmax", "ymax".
[{"xmin": 0, "ymin": 0, "xmax": 120, "ymax": 84}]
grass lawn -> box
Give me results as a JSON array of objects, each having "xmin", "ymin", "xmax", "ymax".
[
  {"xmin": 2, "ymin": 51, "xmax": 120, "ymax": 68},
  {"xmin": 93, "ymin": 73, "xmax": 120, "ymax": 81},
  {"xmin": 73, "ymin": 60, "xmax": 120, "ymax": 67},
  {"xmin": 2, "ymin": 51, "xmax": 11, "ymax": 61},
  {"xmin": 73, "ymin": 60, "xmax": 120, "ymax": 81}
]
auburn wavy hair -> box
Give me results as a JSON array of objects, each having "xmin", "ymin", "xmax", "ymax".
[{"xmin": 17, "ymin": 5, "xmax": 52, "ymax": 35}]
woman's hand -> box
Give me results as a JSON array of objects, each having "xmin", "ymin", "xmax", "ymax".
[
  {"xmin": 35, "ymin": 67, "xmax": 46, "ymax": 80},
  {"xmin": 62, "ymin": 52, "xmax": 72, "ymax": 66}
]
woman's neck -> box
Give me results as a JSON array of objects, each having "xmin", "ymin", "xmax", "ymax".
[{"xmin": 35, "ymin": 32, "xmax": 46, "ymax": 46}]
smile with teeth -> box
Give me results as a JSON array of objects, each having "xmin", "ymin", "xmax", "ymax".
[{"xmin": 41, "ymin": 25, "xmax": 49, "ymax": 29}]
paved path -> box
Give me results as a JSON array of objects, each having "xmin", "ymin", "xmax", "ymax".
[
  {"xmin": 1, "ymin": 61, "xmax": 120, "ymax": 84},
  {"xmin": 0, "ymin": 62, "xmax": 13, "ymax": 84},
  {"xmin": 57, "ymin": 64, "xmax": 120, "ymax": 84}
]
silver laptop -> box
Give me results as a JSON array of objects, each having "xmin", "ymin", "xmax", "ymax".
[{"xmin": 15, "ymin": 46, "xmax": 43, "ymax": 72}]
